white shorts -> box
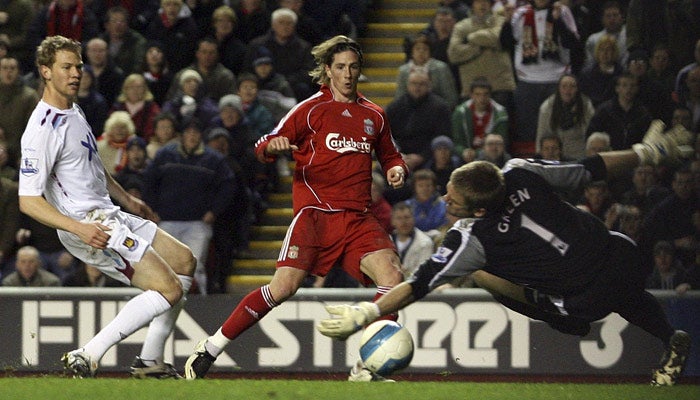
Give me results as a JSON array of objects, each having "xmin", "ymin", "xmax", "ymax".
[{"xmin": 58, "ymin": 209, "xmax": 158, "ymax": 285}]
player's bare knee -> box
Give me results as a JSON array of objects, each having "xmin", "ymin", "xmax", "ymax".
[
  {"xmin": 159, "ymin": 278, "xmax": 184, "ymax": 305},
  {"xmin": 273, "ymin": 283, "xmax": 298, "ymax": 302},
  {"xmin": 180, "ymin": 249, "xmax": 196, "ymax": 276},
  {"xmin": 167, "ymin": 245, "xmax": 195, "ymax": 276},
  {"xmin": 363, "ymin": 250, "xmax": 403, "ymax": 286},
  {"xmin": 381, "ymin": 267, "xmax": 404, "ymax": 287}
]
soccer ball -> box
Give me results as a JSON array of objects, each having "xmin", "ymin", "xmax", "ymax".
[{"xmin": 359, "ymin": 320, "xmax": 414, "ymax": 376}]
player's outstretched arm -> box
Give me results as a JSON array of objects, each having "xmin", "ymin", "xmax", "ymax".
[
  {"xmin": 597, "ymin": 121, "xmax": 693, "ymax": 180},
  {"xmin": 317, "ymin": 282, "xmax": 416, "ymax": 340}
]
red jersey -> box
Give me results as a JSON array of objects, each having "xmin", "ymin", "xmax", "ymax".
[{"xmin": 255, "ymin": 85, "xmax": 407, "ymax": 213}]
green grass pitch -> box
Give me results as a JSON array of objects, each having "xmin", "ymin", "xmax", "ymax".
[{"xmin": 0, "ymin": 378, "xmax": 698, "ymax": 400}]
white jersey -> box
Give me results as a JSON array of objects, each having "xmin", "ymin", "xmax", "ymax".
[{"xmin": 18, "ymin": 100, "xmax": 118, "ymax": 219}]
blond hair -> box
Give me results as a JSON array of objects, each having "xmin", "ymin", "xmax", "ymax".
[
  {"xmin": 594, "ymin": 35, "xmax": 620, "ymax": 63},
  {"xmin": 117, "ymin": 74, "xmax": 154, "ymax": 102},
  {"xmin": 212, "ymin": 5, "xmax": 237, "ymax": 25},
  {"xmin": 104, "ymin": 111, "xmax": 135, "ymax": 137},
  {"xmin": 35, "ymin": 35, "xmax": 82, "ymax": 77},
  {"xmin": 450, "ymin": 161, "xmax": 506, "ymax": 213}
]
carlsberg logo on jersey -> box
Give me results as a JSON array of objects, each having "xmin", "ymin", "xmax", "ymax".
[{"xmin": 326, "ymin": 133, "xmax": 371, "ymax": 154}]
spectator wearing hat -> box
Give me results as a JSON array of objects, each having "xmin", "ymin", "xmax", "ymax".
[
  {"xmin": 115, "ymin": 136, "xmax": 150, "ymax": 200},
  {"xmin": 76, "ymin": 64, "xmax": 109, "ymax": 137},
  {"xmin": 210, "ymin": 94, "xmax": 255, "ymax": 173},
  {"xmin": 205, "ymin": 127, "xmax": 253, "ymax": 293},
  {"xmin": 251, "ymin": 46, "xmax": 297, "ymax": 123},
  {"xmin": 244, "ymin": 7, "xmax": 315, "ymax": 101},
  {"xmin": 386, "ymin": 69, "xmax": 452, "ymax": 171},
  {"xmin": 142, "ymin": 117, "xmax": 236, "ymax": 294},
  {"xmin": 424, "ymin": 135, "xmax": 462, "ymax": 195},
  {"xmin": 162, "ymin": 69, "xmax": 219, "ymax": 128},
  {"xmin": 210, "ymin": 5, "xmax": 248, "ymax": 76},
  {"xmin": 208, "ymin": 94, "xmax": 269, "ymax": 217},
  {"xmin": 626, "ymin": 48, "xmax": 674, "ymax": 124},
  {"xmin": 167, "ymin": 37, "xmax": 237, "ymax": 103},
  {"xmin": 236, "ymin": 71, "xmax": 289, "ymax": 180}
]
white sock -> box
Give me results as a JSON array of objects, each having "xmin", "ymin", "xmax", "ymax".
[
  {"xmin": 83, "ymin": 290, "xmax": 171, "ymax": 362},
  {"xmin": 139, "ymin": 275, "xmax": 192, "ymax": 364},
  {"xmin": 205, "ymin": 328, "xmax": 231, "ymax": 357}
]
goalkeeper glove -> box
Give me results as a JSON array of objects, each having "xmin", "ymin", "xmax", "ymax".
[
  {"xmin": 316, "ymin": 302, "xmax": 380, "ymax": 341},
  {"xmin": 632, "ymin": 120, "xmax": 693, "ymax": 165}
]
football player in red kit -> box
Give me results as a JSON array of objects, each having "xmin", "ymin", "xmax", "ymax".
[{"xmin": 185, "ymin": 35, "xmax": 408, "ymax": 381}]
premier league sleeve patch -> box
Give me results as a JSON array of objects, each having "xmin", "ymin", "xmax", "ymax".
[
  {"xmin": 20, "ymin": 157, "xmax": 40, "ymax": 176},
  {"xmin": 430, "ymin": 246, "xmax": 453, "ymax": 264}
]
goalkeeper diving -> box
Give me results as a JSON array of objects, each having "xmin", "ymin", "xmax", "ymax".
[{"xmin": 318, "ymin": 120, "xmax": 693, "ymax": 386}]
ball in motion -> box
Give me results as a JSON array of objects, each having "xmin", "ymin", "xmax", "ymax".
[{"xmin": 359, "ymin": 320, "xmax": 414, "ymax": 376}]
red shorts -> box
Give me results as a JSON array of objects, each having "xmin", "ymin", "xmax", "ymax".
[{"xmin": 276, "ymin": 207, "xmax": 396, "ymax": 286}]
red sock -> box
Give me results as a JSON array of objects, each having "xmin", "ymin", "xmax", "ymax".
[
  {"xmin": 221, "ymin": 285, "xmax": 278, "ymax": 339},
  {"xmin": 373, "ymin": 285, "xmax": 398, "ymax": 322}
]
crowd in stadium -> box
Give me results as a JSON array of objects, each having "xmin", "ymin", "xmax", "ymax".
[{"xmin": 1, "ymin": 0, "xmax": 699, "ymax": 295}]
